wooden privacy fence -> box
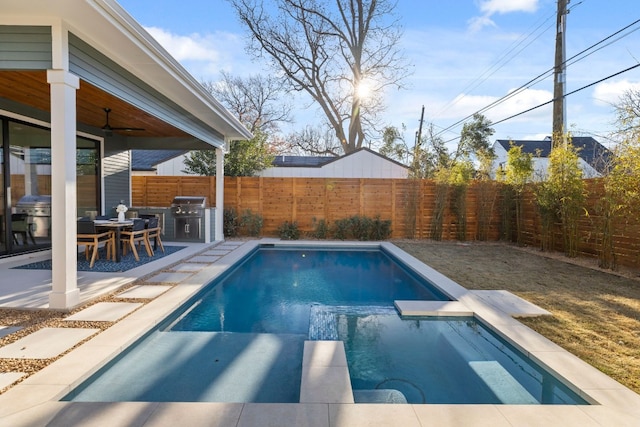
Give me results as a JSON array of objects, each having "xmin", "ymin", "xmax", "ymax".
[
  {"xmin": 132, "ymin": 176, "xmax": 640, "ymax": 268},
  {"xmin": 132, "ymin": 176, "xmax": 503, "ymax": 240}
]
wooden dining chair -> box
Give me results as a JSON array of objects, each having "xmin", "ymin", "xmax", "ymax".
[
  {"xmin": 120, "ymin": 218, "xmax": 152, "ymax": 261},
  {"xmin": 144, "ymin": 216, "xmax": 165, "ymax": 256},
  {"xmin": 77, "ymin": 219, "xmax": 115, "ymax": 268}
]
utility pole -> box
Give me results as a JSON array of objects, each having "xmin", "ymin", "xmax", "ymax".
[
  {"xmin": 412, "ymin": 105, "xmax": 425, "ymax": 176},
  {"xmin": 552, "ymin": 0, "xmax": 569, "ymax": 146}
]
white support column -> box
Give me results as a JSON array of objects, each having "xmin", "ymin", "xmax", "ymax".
[
  {"xmin": 47, "ymin": 69, "xmax": 80, "ymax": 310},
  {"xmin": 215, "ymin": 146, "xmax": 225, "ymax": 241}
]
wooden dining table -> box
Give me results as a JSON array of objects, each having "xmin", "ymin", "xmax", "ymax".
[{"xmin": 93, "ymin": 219, "xmax": 133, "ymax": 262}]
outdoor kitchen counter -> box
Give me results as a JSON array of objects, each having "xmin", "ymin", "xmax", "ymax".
[{"xmin": 129, "ymin": 206, "xmax": 217, "ymax": 243}]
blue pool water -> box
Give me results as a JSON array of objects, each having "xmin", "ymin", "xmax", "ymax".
[
  {"xmin": 64, "ymin": 246, "xmax": 587, "ymax": 405},
  {"xmin": 168, "ymin": 247, "xmax": 448, "ymax": 334},
  {"xmin": 318, "ymin": 307, "xmax": 585, "ymax": 404}
]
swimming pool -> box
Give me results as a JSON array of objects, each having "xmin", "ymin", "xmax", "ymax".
[{"xmin": 63, "ymin": 244, "xmax": 587, "ymax": 405}]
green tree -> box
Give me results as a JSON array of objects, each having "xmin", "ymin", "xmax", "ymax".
[
  {"xmin": 498, "ymin": 142, "xmax": 534, "ymax": 244},
  {"xmin": 183, "ymin": 129, "xmax": 274, "ymax": 176},
  {"xmin": 380, "ymin": 123, "xmax": 449, "ymax": 179},
  {"xmin": 458, "ymin": 113, "xmax": 496, "ymax": 179},
  {"xmin": 228, "ymin": 0, "xmax": 410, "ymax": 153},
  {"xmin": 534, "ymin": 134, "xmax": 586, "ymax": 256},
  {"xmin": 184, "ymin": 72, "xmax": 289, "ymax": 176}
]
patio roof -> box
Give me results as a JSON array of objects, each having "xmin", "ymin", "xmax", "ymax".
[
  {"xmin": 0, "ymin": 0, "xmax": 253, "ymax": 146},
  {"xmin": 0, "ymin": 0, "xmax": 243, "ymax": 309}
]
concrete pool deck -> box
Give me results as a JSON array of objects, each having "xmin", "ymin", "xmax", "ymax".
[{"xmin": 1, "ymin": 240, "xmax": 639, "ymax": 426}]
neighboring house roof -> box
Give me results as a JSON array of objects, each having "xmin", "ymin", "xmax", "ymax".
[
  {"xmin": 494, "ymin": 136, "xmax": 611, "ymax": 174},
  {"xmin": 132, "ymin": 149, "xmax": 188, "ymax": 171},
  {"xmin": 259, "ymin": 147, "xmax": 409, "ymax": 179},
  {"xmin": 272, "ymin": 147, "xmax": 409, "ymax": 169},
  {"xmin": 271, "ymin": 155, "xmax": 336, "ymax": 168}
]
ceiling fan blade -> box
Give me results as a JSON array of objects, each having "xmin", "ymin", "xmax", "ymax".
[{"xmin": 101, "ymin": 107, "xmax": 146, "ymax": 134}]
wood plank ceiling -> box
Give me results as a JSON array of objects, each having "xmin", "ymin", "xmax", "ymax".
[{"xmin": 0, "ymin": 70, "xmax": 189, "ymax": 138}]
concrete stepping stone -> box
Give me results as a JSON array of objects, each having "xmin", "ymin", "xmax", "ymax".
[
  {"xmin": 219, "ymin": 241, "xmax": 244, "ymax": 247},
  {"xmin": 170, "ymin": 263, "xmax": 206, "ymax": 272},
  {"xmin": 145, "ymin": 272, "xmax": 193, "ymax": 284},
  {"xmin": 0, "ymin": 328, "xmax": 98, "ymax": 359},
  {"xmin": 188, "ymin": 255, "xmax": 221, "ymax": 263},
  {"xmin": 201, "ymin": 250, "xmax": 230, "ymax": 256},
  {"xmin": 115, "ymin": 285, "xmax": 172, "ymax": 299},
  {"xmin": 0, "ymin": 326, "xmax": 22, "ymax": 339},
  {"xmin": 65, "ymin": 302, "xmax": 142, "ymax": 322},
  {"xmin": 0, "ymin": 372, "xmax": 26, "ymax": 389}
]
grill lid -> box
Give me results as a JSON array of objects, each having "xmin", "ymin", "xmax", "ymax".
[
  {"xmin": 16, "ymin": 195, "xmax": 52, "ymax": 207},
  {"xmin": 170, "ymin": 196, "xmax": 206, "ymax": 207}
]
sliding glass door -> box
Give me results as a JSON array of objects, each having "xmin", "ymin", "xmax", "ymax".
[{"xmin": 0, "ymin": 116, "xmax": 100, "ymax": 256}]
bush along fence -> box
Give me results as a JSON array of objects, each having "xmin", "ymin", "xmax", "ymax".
[{"xmin": 132, "ymin": 176, "xmax": 640, "ymax": 269}]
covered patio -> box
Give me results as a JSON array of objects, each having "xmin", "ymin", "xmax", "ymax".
[{"xmin": 0, "ymin": 0, "xmax": 251, "ymax": 309}]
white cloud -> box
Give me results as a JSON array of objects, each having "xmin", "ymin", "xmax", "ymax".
[
  {"xmin": 478, "ymin": 0, "xmax": 539, "ymax": 15},
  {"xmin": 469, "ymin": 0, "xmax": 539, "ymax": 32},
  {"xmin": 429, "ymin": 87, "xmax": 552, "ymax": 124},
  {"xmin": 143, "ymin": 26, "xmax": 253, "ymax": 80},
  {"xmin": 467, "ymin": 16, "xmax": 497, "ymax": 33},
  {"xmin": 592, "ymin": 79, "xmax": 640, "ymax": 106},
  {"xmin": 145, "ymin": 26, "xmax": 220, "ymax": 62}
]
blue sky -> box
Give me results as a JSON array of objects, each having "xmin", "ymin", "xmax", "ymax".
[{"xmin": 118, "ymin": 0, "xmax": 640, "ymax": 149}]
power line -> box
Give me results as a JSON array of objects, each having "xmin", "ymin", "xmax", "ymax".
[
  {"xmin": 491, "ymin": 62, "xmax": 640, "ymax": 126},
  {"xmin": 433, "ymin": 17, "xmax": 640, "ymax": 139},
  {"xmin": 434, "ymin": 1, "xmax": 589, "ymax": 121},
  {"xmin": 433, "ymin": 8, "xmax": 557, "ymax": 119}
]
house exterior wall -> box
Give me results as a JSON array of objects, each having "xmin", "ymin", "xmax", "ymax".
[
  {"xmin": 155, "ymin": 154, "xmax": 190, "ymax": 176},
  {"xmin": 259, "ymin": 150, "xmax": 409, "ymax": 178},
  {"xmin": 103, "ymin": 147, "xmax": 130, "ymax": 216},
  {"xmin": 0, "ymin": 25, "xmax": 52, "ymax": 69},
  {"xmin": 493, "ymin": 143, "xmax": 600, "ymax": 181}
]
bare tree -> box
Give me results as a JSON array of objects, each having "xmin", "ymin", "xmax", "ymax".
[
  {"xmin": 286, "ymin": 125, "xmax": 343, "ymax": 156},
  {"xmin": 202, "ymin": 71, "xmax": 292, "ymax": 134},
  {"xmin": 613, "ymin": 88, "xmax": 640, "ymax": 141},
  {"xmin": 228, "ymin": 0, "xmax": 410, "ymax": 153}
]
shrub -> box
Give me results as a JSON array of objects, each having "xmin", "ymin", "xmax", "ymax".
[
  {"xmin": 332, "ymin": 217, "xmax": 352, "ymax": 240},
  {"xmin": 370, "ymin": 215, "xmax": 392, "ymax": 240},
  {"xmin": 310, "ymin": 217, "xmax": 330, "ymax": 239},
  {"xmin": 240, "ymin": 209, "xmax": 263, "ymax": 237},
  {"xmin": 278, "ymin": 221, "xmax": 300, "ymax": 240},
  {"xmin": 223, "ymin": 207, "xmax": 240, "ymax": 237},
  {"xmin": 331, "ymin": 215, "xmax": 392, "ymax": 241}
]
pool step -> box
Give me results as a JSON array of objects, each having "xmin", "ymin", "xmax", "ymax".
[
  {"xmin": 394, "ymin": 300, "xmax": 473, "ymax": 317},
  {"xmin": 299, "ymin": 341, "xmax": 354, "ymax": 404}
]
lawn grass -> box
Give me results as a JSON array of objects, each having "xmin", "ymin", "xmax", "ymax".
[{"xmin": 394, "ymin": 240, "xmax": 640, "ymax": 394}]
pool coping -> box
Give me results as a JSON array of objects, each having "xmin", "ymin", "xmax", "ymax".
[{"xmin": 1, "ymin": 239, "xmax": 639, "ymax": 426}]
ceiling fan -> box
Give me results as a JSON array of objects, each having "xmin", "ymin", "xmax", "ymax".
[{"xmin": 101, "ymin": 107, "xmax": 145, "ymax": 136}]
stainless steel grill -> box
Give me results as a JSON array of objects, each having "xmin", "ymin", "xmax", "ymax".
[
  {"xmin": 171, "ymin": 196, "xmax": 206, "ymax": 240},
  {"xmin": 15, "ymin": 195, "xmax": 51, "ymax": 238}
]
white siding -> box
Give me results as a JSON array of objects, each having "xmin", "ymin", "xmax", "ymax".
[
  {"xmin": 492, "ymin": 141, "xmax": 600, "ymax": 181},
  {"xmin": 155, "ymin": 154, "xmax": 190, "ymax": 176},
  {"xmin": 259, "ymin": 150, "xmax": 408, "ymax": 178}
]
